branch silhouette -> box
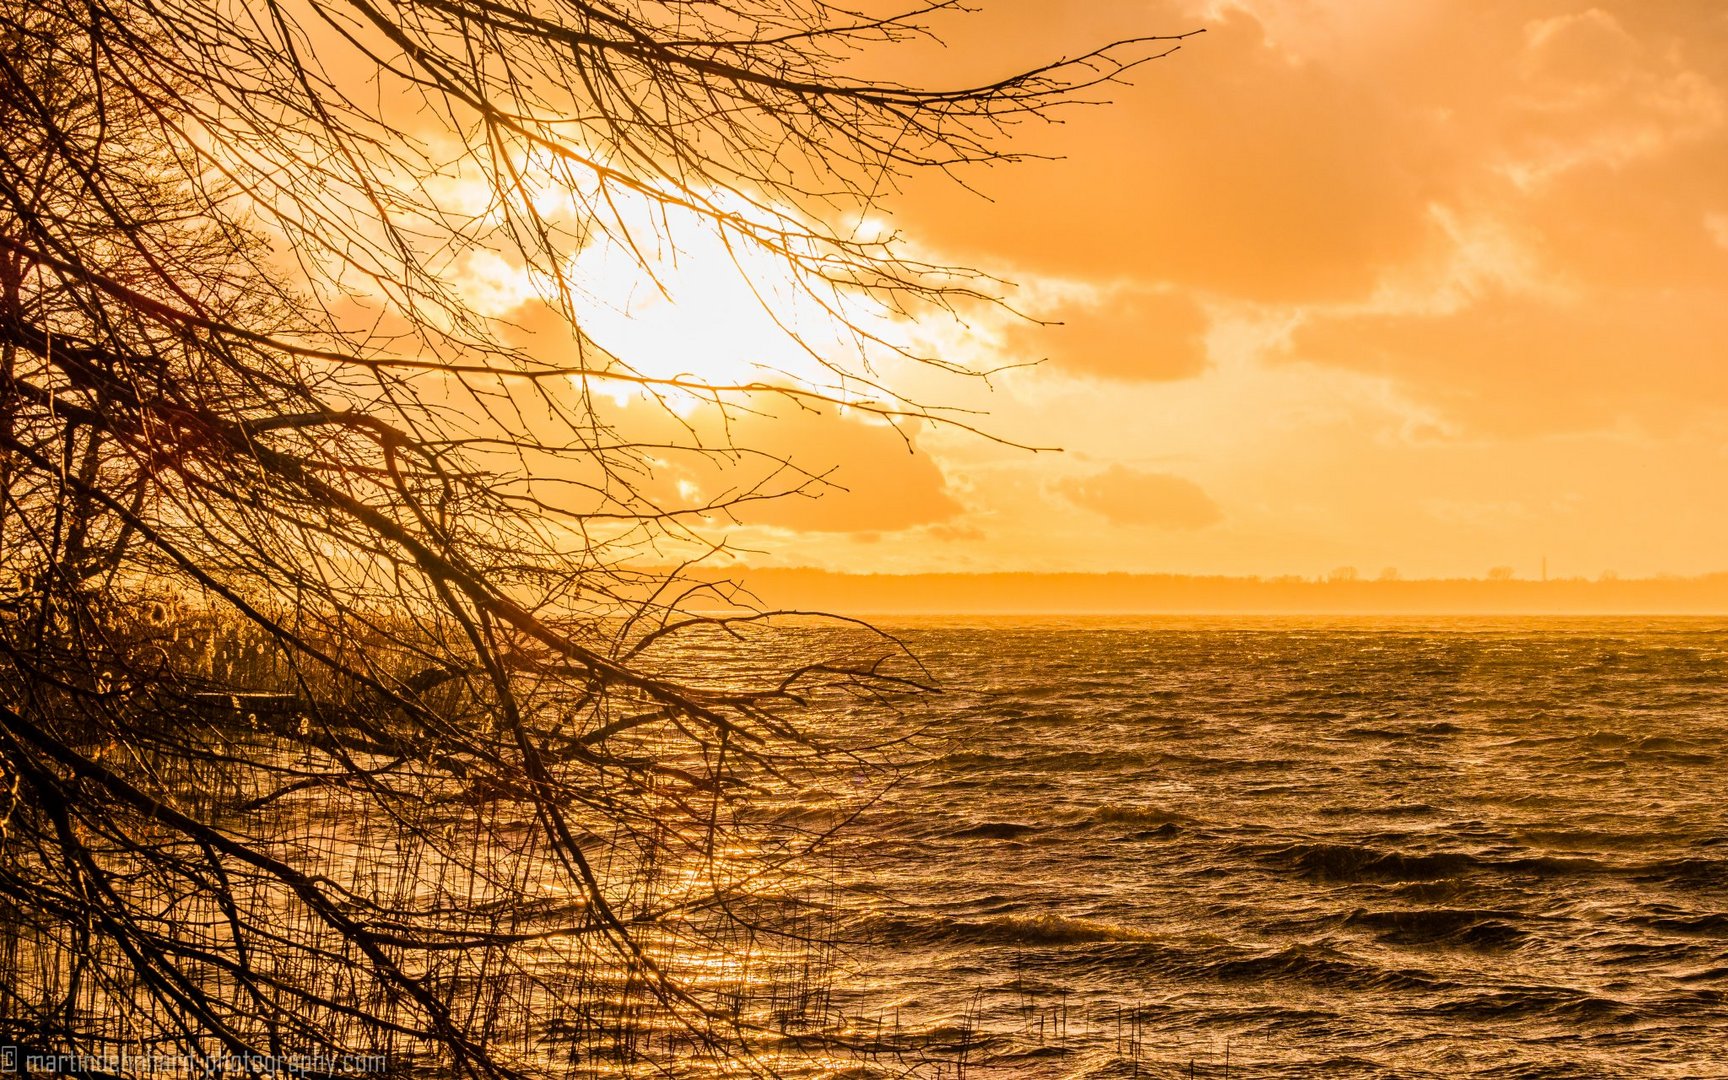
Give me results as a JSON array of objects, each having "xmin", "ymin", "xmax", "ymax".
[{"xmin": 0, "ymin": 0, "xmax": 1190, "ymax": 1073}]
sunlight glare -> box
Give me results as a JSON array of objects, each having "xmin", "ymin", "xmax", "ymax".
[{"xmin": 564, "ymin": 189, "xmax": 903, "ymax": 414}]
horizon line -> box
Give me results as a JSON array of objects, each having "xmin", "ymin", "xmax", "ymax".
[
  {"xmin": 700, "ymin": 567, "xmax": 1728, "ymax": 584},
  {"xmin": 675, "ymin": 567, "xmax": 1728, "ymax": 617}
]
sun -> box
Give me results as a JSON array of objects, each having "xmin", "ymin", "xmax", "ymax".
[{"xmin": 564, "ymin": 196, "xmax": 896, "ymax": 414}]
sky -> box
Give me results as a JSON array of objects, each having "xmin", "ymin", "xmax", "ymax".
[{"xmin": 506, "ymin": 1, "xmax": 1728, "ymax": 581}]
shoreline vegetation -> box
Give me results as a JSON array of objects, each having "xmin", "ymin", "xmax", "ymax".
[
  {"xmin": 695, "ymin": 568, "xmax": 1728, "ymax": 616},
  {"xmin": 0, "ymin": 603, "xmax": 924, "ymax": 1075}
]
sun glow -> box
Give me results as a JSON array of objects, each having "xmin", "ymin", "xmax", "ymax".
[{"xmin": 563, "ymin": 194, "xmax": 908, "ymax": 414}]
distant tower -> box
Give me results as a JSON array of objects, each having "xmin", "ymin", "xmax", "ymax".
[{"xmin": 1541, "ymin": 555, "xmax": 1548, "ymax": 582}]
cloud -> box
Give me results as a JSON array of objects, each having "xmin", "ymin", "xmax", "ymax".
[
  {"xmin": 439, "ymin": 2, "xmax": 1728, "ymax": 574},
  {"xmin": 565, "ymin": 394, "xmax": 964, "ymax": 534},
  {"xmin": 1290, "ymin": 284, "xmax": 1728, "ymax": 434},
  {"xmin": 1507, "ymin": 8, "xmax": 1724, "ymax": 184},
  {"xmin": 1004, "ymin": 284, "xmax": 1209, "ymax": 381},
  {"xmin": 714, "ymin": 406, "xmax": 963, "ymax": 533},
  {"xmin": 893, "ymin": 5, "xmax": 1450, "ymax": 303},
  {"xmin": 893, "ymin": 2, "xmax": 1727, "ymax": 318},
  {"xmin": 1209, "ymin": 2, "xmax": 1728, "ymax": 435},
  {"xmin": 1058, "ymin": 466, "xmax": 1223, "ymax": 528}
]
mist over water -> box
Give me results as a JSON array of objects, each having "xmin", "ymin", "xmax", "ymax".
[{"xmin": 813, "ymin": 618, "xmax": 1728, "ymax": 1077}]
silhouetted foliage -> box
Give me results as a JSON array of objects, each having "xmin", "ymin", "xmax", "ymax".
[{"xmin": 0, "ymin": 1, "xmax": 1189, "ymax": 1074}]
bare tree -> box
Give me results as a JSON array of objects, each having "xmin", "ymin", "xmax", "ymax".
[{"xmin": 0, "ymin": 1, "xmax": 1190, "ymax": 1075}]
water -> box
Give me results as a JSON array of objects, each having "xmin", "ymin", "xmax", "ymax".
[
  {"xmin": 807, "ymin": 617, "xmax": 1728, "ymax": 1078},
  {"xmin": 8, "ymin": 617, "xmax": 1723, "ymax": 1077}
]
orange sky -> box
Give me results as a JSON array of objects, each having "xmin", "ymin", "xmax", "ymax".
[{"xmin": 483, "ymin": 1, "xmax": 1728, "ymax": 580}]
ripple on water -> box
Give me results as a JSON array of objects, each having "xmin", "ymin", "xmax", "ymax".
[{"xmin": 822, "ymin": 619, "xmax": 1728, "ymax": 1077}]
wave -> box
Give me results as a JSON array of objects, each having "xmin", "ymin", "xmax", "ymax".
[
  {"xmin": 1344, "ymin": 907, "xmax": 1529, "ymax": 948},
  {"xmin": 1432, "ymin": 986, "xmax": 1640, "ymax": 1023},
  {"xmin": 1319, "ymin": 802, "xmax": 1441, "ymax": 818},
  {"xmin": 945, "ymin": 821, "xmax": 1040, "ymax": 840},
  {"xmin": 1252, "ymin": 841, "xmax": 1635, "ymax": 883},
  {"xmin": 1201, "ymin": 942, "xmax": 1449, "ymax": 992},
  {"xmin": 1634, "ymin": 857, "xmax": 1728, "ymax": 886},
  {"xmin": 1512, "ymin": 826, "xmax": 1657, "ymax": 851},
  {"xmin": 1629, "ymin": 912, "xmax": 1728, "ymax": 934},
  {"xmin": 864, "ymin": 905, "xmax": 1175, "ymax": 946},
  {"xmin": 1417, "ymin": 721, "xmax": 1467, "ymax": 734},
  {"xmin": 1342, "ymin": 726, "xmax": 1409, "ymax": 740},
  {"xmin": 1261, "ymin": 842, "xmax": 1484, "ymax": 882},
  {"xmin": 813, "ymin": 624, "xmax": 1728, "ymax": 1075},
  {"xmin": 1628, "ymin": 749, "xmax": 1717, "ymax": 765},
  {"xmin": 1634, "ymin": 735, "xmax": 1704, "ymax": 752},
  {"xmin": 955, "ymin": 914, "xmax": 1163, "ymax": 946},
  {"xmin": 1074, "ymin": 804, "xmax": 1193, "ymax": 830},
  {"xmin": 1499, "ymin": 854, "xmax": 1614, "ymax": 876},
  {"xmin": 1342, "ymin": 721, "xmax": 1465, "ymax": 740}
]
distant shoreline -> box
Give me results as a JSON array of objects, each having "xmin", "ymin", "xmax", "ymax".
[{"xmin": 688, "ymin": 568, "xmax": 1728, "ymax": 617}]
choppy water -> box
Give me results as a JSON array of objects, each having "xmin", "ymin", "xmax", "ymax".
[
  {"xmin": 14, "ymin": 617, "xmax": 1719, "ymax": 1078},
  {"xmin": 810, "ymin": 618, "xmax": 1728, "ymax": 1078}
]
